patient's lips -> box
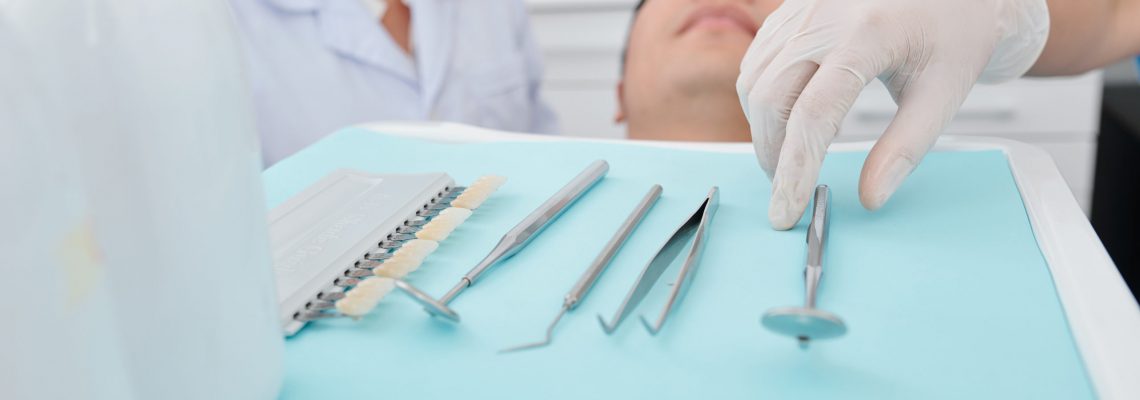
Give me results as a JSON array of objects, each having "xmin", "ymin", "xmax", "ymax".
[{"xmin": 678, "ymin": 5, "xmax": 760, "ymax": 36}]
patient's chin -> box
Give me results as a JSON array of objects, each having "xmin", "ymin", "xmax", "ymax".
[
  {"xmin": 665, "ymin": 47, "xmax": 748, "ymax": 92},
  {"xmin": 667, "ymin": 59, "xmax": 740, "ymax": 97}
]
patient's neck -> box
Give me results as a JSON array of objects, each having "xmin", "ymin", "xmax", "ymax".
[
  {"xmin": 380, "ymin": 0, "xmax": 412, "ymax": 55},
  {"xmin": 625, "ymin": 89, "xmax": 750, "ymax": 142}
]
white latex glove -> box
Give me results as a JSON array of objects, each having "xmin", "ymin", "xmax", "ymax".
[{"xmin": 737, "ymin": 0, "xmax": 1050, "ymax": 230}]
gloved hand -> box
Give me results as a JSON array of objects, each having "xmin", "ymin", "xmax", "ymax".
[{"xmin": 737, "ymin": 0, "xmax": 1050, "ymax": 230}]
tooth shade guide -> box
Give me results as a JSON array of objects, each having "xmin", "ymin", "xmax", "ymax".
[
  {"xmin": 434, "ymin": 208, "xmax": 472, "ymax": 222},
  {"xmin": 396, "ymin": 239, "xmax": 439, "ymax": 257},
  {"xmin": 428, "ymin": 210, "xmax": 470, "ymax": 227},
  {"xmin": 416, "ymin": 210, "xmax": 470, "ymax": 241},
  {"xmin": 350, "ymin": 277, "xmax": 395, "ymax": 298},
  {"xmin": 437, "ymin": 207, "xmax": 473, "ymax": 219},
  {"xmin": 451, "ymin": 194, "xmax": 489, "ymax": 210},
  {"xmin": 472, "ymin": 175, "xmax": 507, "ymax": 189},
  {"xmin": 416, "ymin": 219, "xmax": 461, "ymax": 241},
  {"xmin": 337, "ymin": 277, "xmax": 398, "ymax": 318},
  {"xmin": 449, "ymin": 175, "xmax": 505, "ymax": 210},
  {"xmin": 386, "ymin": 252, "xmax": 422, "ymax": 264},
  {"xmin": 415, "ymin": 226, "xmax": 448, "ymax": 241},
  {"xmin": 345, "ymin": 268, "xmax": 374, "ymax": 278},
  {"xmin": 460, "ymin": 186, "xmax": 495, "ymax": 198},
  {"xmin": 356, "ymin": 260, "xmax": 383, "ymax": 270},
  {"xmin": 373, "ymin": 258, "xmax": 419, "ymax": 278},
  {"xmin": 395, "ymin": 225, "xmax": 421, "ymax": 234},
  {"xmin": 335, "ymin": 297, "xmax": 373, "ymax": 318},
  {"xmin": 364, "ymin": 251, "xmax": 393, "ymax": 261},
  {"xmin": 307, "ymin": 175, "xmax": 509, "ymax": 325}
]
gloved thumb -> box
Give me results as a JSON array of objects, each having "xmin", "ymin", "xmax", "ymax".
[{"xmin": 860, "ymin": 68, "xmax": 976, "ymax": 210}]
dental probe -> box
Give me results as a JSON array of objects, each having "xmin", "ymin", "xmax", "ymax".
[
  {"xmin": 501, "ymin": 184, "xmax": 662, "ymax": 353},
  {"xmin": 430, "ymin": 160, "xmax": 610, "ymax": 313}
]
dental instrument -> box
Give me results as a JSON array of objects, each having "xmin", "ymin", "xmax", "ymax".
[
  {"xmin": 502, "ymin": 184, "xmax": 663, "ymax": 353},
  {"xmin": 599, "ymin": 187, "xmax": 719, "ymax": 335},
  {"xmin": 761, "ymin": 185, "xmax": 847, "ymax": 348},
  {"xmin": 433, "ymin": 160, "xmax": 610, "ymax": 312}
]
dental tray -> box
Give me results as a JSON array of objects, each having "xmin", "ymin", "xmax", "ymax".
[{"xmin": 261, "ymin": 128, "xmax": 1137, "ymax": 399}]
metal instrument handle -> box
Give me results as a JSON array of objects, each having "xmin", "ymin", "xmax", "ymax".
[
  {"xmin": 804, "ymin": 185, "xmax": 830, "ymax": 309},
  {"xmin": 464, "ymin": 160, "xmax": 608, "ymax": 283},
  {"xmin": 565, "ymin": 184, "xmax": 661, "ymax": 308}
]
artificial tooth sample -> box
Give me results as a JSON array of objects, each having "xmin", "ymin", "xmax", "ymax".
[
  {"xmin": 335, "ymin": 297, "xmax": 373, "ymax": 318},
  {"xmin": 336, "ymin": 277, "xmax": 398, "ymax": 318},
  {"xmin": 416, "ymin": 220, "xmax": 456, "ymax": 241},
  {"xmin": 348, "ymin": 277, "xmax": 396, "ymax": 300},
  {"xmin": 452, "ymin": 175, "xmax": 506, "ymax": 210},
  {"xmin": 451, "ymin": 191, "xmax": 484, "ymax": 210},
  {"xmin": 473, "ymin": 175, "xmax": 507, "ymax": 190},
  {"xmin": 398, "ymin": 239, "xmax": 439, "ymax": 258},
  {"xmin": 373, "ymin": 249, "xmax": 432, "ymax": 278},
  {"xmin": 373, "ymin": 258, "xmax": 414, "ymax": 278},
  {"xmin": 437, "ymin": 207, "xmax": 474, "ymax": 219},
  {"xmin": 415, "ymin": 210, "xmax": 471, "ymax": 241}
]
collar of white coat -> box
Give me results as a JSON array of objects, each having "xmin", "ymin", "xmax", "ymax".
[{"xmin": 261, "ymin": 0, "xmax": 456, "ymax": 112}]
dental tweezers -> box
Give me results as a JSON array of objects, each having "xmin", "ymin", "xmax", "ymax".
[
  {"xmin": 599, "ymin": 186, "xmax": 719, "ymax": 335},
  {"xmin": 430, "ymin": 160, "xmax": 610, "ymax": 314}
]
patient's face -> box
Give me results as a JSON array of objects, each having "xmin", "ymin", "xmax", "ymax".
[{"xmin": 620, "ymin": 0, "xmax": 780, "ymax": 141}]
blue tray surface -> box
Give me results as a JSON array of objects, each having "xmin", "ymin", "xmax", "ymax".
[{"xmin": 264, "ymin": 130, "xmax": 1092, "ymax": 399}]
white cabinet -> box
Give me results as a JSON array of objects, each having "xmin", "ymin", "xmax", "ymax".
[{"xmin": 527, "ymin": 0, "xmax": 1102, "ymax": 213}]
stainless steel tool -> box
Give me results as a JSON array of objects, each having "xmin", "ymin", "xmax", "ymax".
[
  {"xmin": 761, "ymin": 185, "xmax": 846, "ymax": 348},
  {"xmin": 501, "ymin": 185, "xmax": 663, "ymax": 353},
  {"xmin": 598, "ymin": 187, "xmax": 719, "ymax": 335},
  {"xmin": 429, "ymin": 160, "xmax": 610, "ymax": 315},
  {"xmin": 394, "ymin": 280, "xmax": 461, "ymax": 321},
  {"xmin": 295, "ymin": 278, "xmax": 460, "ymax": 322}
]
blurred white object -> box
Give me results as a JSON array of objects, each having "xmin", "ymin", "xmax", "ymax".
[{"xmin": 0, "ymin": 1, "xmax": 283, "ymax": 399}]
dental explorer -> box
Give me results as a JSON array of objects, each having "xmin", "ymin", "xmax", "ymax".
[
  {"xmin": 429, "ymin": 160, "xmax": 610, "ymax": 315},
  {"xmin": 501, "ymin": 184, "xmax": 662, "ymax": 353},
  {"xmin": 761, "ymin": 185, "xmax": 847, "ymax": 348}
]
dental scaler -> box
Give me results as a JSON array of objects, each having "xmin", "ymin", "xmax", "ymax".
[{"xmin": 430, "ymin": 160, "xmax": 610, "ymax": 313}]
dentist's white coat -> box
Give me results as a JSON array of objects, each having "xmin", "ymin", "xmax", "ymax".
[{"xmin": 231, "ymin": 0, "xmax": 558, "ymax": 165}]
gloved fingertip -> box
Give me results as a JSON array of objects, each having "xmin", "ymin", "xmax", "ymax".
[
  {"xmin": 860, "ymin": 155, "xmax": 915, "ymax": 211},
  {"xmin": 858, "ymin": 188, "xmax": 889, "ymax": 211},
  {"xmin": 767, "ymin": 194, "xmax": 798, "ymax": 231}
]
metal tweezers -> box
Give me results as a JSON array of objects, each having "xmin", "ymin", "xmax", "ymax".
[{"xmin": 598, "ymin": 187, "xmax": 719, "ymax": 335}]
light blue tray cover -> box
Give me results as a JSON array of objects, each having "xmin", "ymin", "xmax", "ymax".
[{"xmin": 264, "ymin": 129, "xmax": 1093, "ymax": 399}]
